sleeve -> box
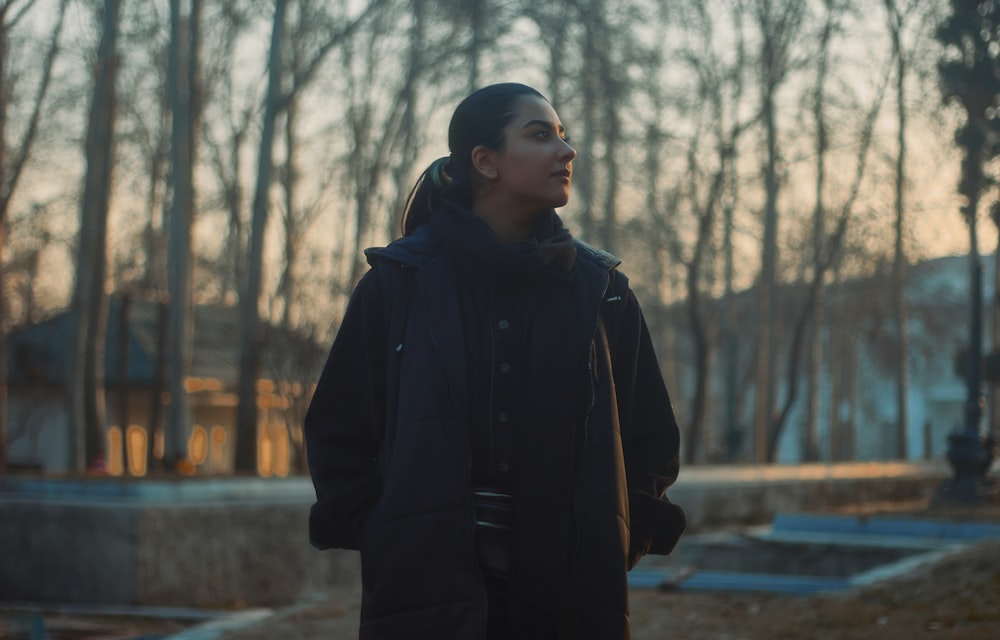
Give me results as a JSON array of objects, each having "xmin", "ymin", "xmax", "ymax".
[
  {"xmin": 608, "ymin": 284, "xmax": 687, "ymax": 568},
  {"xmin": 304, "ymin": 269, "xmax": 387, "ymax": 551}
]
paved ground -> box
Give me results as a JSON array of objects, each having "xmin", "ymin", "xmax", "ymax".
[{"xmin": 0, "ymin": 461, "xmax": 992, "ymax": 640}]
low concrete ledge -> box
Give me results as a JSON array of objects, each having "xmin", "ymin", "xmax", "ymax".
[
  {"xmin": 0, "ymin": 476, "xmax": 315, "ymax": 503},
  {"xmin": 0, "ymin": 461, "xmax": 953, "ymax": 608},
  {"xmin": 0, "ymin": 477, "xmax": 359, "ymax": 609},
  {"xmin": 672, "ymin": 461, "xmax": 952, "ymax": 532}
]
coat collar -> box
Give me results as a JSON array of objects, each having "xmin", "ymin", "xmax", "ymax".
[{"xmin": 366, "ymin": 226, "xmax": 621, "ymax": 278}]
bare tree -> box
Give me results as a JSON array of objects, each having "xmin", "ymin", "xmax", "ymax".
[
  {"xmin": 750, "ymin": 0, "xmax": 805, "ymax": 462},
  {"xmin": 884, "ymin": 0, "xmax": 914, "ymax": 460},
  {"xmin": 803, "ymin": 0, "xmax": 838, "ymax": 462},
  {"xmin": 69, "ymin": 0, "xmax": 123, "ymax": 473},
  {"xmin": 164, "ymin": 0, "xmax": 202, "ymax": 470},
  {"xmin": 0, "ymin": 0, "xmax": 69, "ymax": 472},
  {"xmin": 274, "ymin": 0, "xmax": 345, "ymax": 329},
  {"xmin": 200, "ymin": 1, "xmax": 263, "ymax": 304},
  {"xmin": 235, "ymin": 0, "xmax": 386, "ymax": 473},
  {"xmin": 235, "ymin": 0, "xmax": 288, "ymax": 474},
  {"xmin": 666, "ymin": 3, "xmax": 755, "ymax": 463},
  {"xmin": 767, "ymin": 61, "xmax": 890, "ymax": 462},
  {"xmin": 386, "ymin": 0, "xmax": 428, "ymax": 241}
]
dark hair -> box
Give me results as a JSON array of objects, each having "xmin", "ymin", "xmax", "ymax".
[{"xmin": 401, "ymin": 83, "xmax": 546, "ymax": 236}]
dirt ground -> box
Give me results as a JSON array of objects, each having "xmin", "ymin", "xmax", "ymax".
[{"xmin": 216, "ymin": 498, "xmax": 1000, "ymax": 640}]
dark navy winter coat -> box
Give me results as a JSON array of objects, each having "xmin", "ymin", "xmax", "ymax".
[{"xmin": 305, "ymin": 225, "xmax": 685, "ymax": 639}]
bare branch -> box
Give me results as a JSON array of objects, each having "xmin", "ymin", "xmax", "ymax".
[
  {"xmin": 5, "ymin": 0, "xmax": 41, "ymax": 29},
  {"xmin": 277, "ymin": 0, "xmax": 389, "ymax": 112},
  {"xmin": 3, "ymin": 0, "xmax": 68, "ymax": 208}
]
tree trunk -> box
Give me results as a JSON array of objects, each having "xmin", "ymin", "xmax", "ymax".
[
  {"xmin": 116, "ymin": 295, "xmax": 131, "ymax": 474},
  {"xmin": 805, "ymin": 1, "xmax": 834, "ymax": 462},
  {"xmin": 829, "ymin": 267, "xmax": 843, "ymax": 461},
  {"xmin": 70, "ymin": 0, "xmax": 123, "ymax": 473},
  {"xmin": 388, "ymin": 0, "xmax": 425, "ymax": 240},
  {"xmin": 279, "ymin": 95, "xmax": 297, "ymax": 329},
  {"xmin": 147, "ymin": 301, "xmax": 168, "ymax": 472},
  {"xmin": 236, "ymin": 0, "xmax": 287, "ymax": 474},
  {"xmin": 885, "ymin": 0, "xmax": 910, "ymax": 460},
  {"xmin": 165, "ymin": 0, "xmax": 201, "ymax": 470},
  {"xmin": 722, "ymin": 158, "xmax": 740, "ymax": 460},
  {"xmin": 753, "ymin": 44, "xmax": 779, "ymax": 462},
  {"xmin": 751, "ymin": 0, "xmax": 803, "ymax": 462}
]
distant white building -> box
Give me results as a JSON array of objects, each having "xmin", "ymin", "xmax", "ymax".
[{"xmin": 664, "ymin": 254, "xmax": 994, "ymax": 463}]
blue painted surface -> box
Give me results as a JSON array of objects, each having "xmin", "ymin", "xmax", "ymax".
[
  {"xmin": 630, "ymin": 511, "xmax": 1000, "ymax": 593},
  {"xmin": 628, "ymin": 569, "xmax": 850, "ymax": 593},
  {"xmin": 772, "ymin": 512, "xmax": 1000, "ymax": 540}
]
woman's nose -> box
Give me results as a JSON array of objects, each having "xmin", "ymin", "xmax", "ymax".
[{"xmin": 560, "ymin": 139, "xmax": 577, "ymax": 161}]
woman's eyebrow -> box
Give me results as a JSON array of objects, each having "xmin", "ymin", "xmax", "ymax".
[{"xmin": 522, "ymin": 120, "xmax": 567, "ymax": 135}]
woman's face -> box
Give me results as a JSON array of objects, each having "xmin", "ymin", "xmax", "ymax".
[{"xmin": 474, "ymin": 95, "xmax": 576, "ymax": 216}]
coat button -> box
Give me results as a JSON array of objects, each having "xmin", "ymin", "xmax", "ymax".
[
  {"xmin": 499, "ymin": 461, "xmax": 510, "ymax": 472},
  {"xmin": 499, "ymin": 362, "xmax": 510, "ymax": 374},
  {"xmin": 498, "ymin": 319, "xmax": 510, "ymax": 330},
  {"xmin": 498, "ymin": 412, "xmax": 508, "ymax": 423}
]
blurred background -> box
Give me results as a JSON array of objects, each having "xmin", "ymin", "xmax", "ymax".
[{"xmin": 1, "ymin": 0, "xmax": 997, "ymax": 479}]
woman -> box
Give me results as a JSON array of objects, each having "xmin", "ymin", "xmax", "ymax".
[{"xmin": 305, "ymin": 83, "xmax": 685, "ymax": 640}]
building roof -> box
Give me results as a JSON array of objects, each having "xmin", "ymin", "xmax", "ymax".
[{"xmin": 7, "ymin": 296, "xmax": 327, "ymax": 388}]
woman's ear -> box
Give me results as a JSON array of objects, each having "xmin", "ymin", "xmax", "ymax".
[{"xmin": 471, "ymin": 145, "xmax": 499, "ymax": 180}]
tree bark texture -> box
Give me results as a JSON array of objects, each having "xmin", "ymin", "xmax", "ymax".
[
  {"xmin": 236, "ymin": 0, "xmax": 287, "ymax": 473},
  {"xmin": 70, "ymin": 0, "xmax": 122, "ymax": 473},
  {"xmin": 885, "ymin": 0, "xmax": 910, "ymax": 460},
  {"xmin": 165, "ymin": 0, "xmax": 201, "ymax": 469}
]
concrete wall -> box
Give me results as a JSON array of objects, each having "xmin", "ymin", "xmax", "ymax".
[
  {"xmin": 0, "ymin": 478, "xmax": 359, "ymax": 608},
  {"xmin": 0, "ymin": 462, "xmax": 951, "ymax": 608},
  {"xmin": 671, "ymin": 461, "xmax": 952, "ymax": 532}
]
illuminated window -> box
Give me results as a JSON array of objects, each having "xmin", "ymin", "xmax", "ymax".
[
  {"xmin": 273, "ymin": 425, "xmax": 289, "ymax": 478},
  {"xmin": 127, "ymin": 426, "xmax": 147, "ymax": 476},
  {"xmin": 189, "ymin": 425, "xmax": 208, "ymax": 465},
  {"xmin": 107, "ymin": 427, "xmax": 124, "ymax": 476},
  {"xmin": 258, "ymin": 434, "xmax": 273, "ymax": 477}
]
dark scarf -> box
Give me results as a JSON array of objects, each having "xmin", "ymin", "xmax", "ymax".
[
  {"xmin": 432, "ymin": 195, "xmax": 577, "ymax": 287},
  {"xmin": 432, "ymin": 196, "xmax": 588, "ymax": 636}
]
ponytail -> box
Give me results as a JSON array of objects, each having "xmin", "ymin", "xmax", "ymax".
[{"xmin": 401, "ymin": 156, "xmax": 452, "ymax": 236}]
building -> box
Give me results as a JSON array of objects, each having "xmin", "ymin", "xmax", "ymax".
[
  {"xmin": 5, "ymin": 296, "xmax": 327, "ymax": 476},
  {"xmin": 663, "ymin": 254, "xmax": 994, "ymax": 463}
]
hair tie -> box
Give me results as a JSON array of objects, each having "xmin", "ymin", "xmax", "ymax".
[{"xmin": 428, "ymin": 157, "xmax": 452, "ymax": 189}]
